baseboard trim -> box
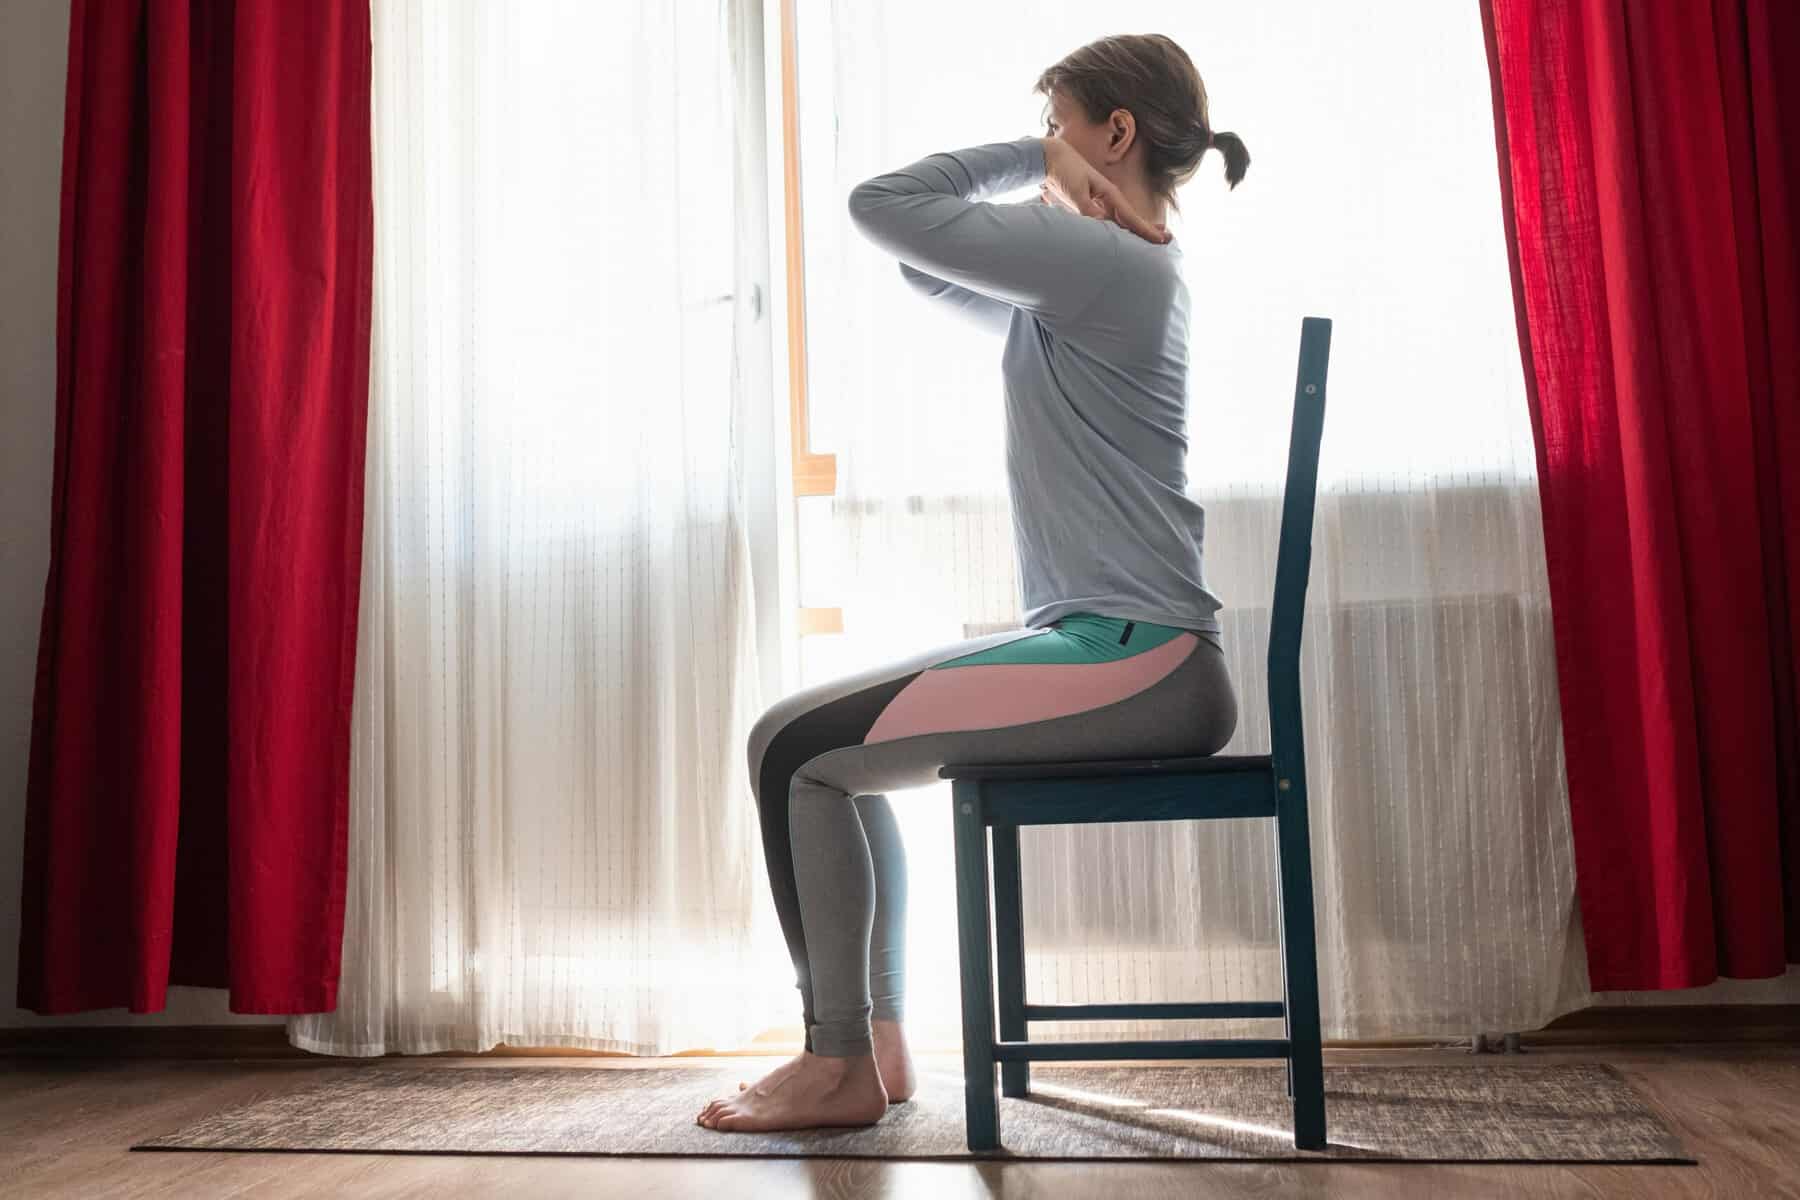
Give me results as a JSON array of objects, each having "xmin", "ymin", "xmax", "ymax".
[
  {"xmin": 1529, "ymin": 1003, "xmax": 1800, "ymax": 1044},
  {"xmin": 2, "ymin": 1005, "xmax": 1796, "ymax": 1059}
]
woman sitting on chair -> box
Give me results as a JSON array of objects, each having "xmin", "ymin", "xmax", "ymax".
[{"xmin": 698, "ymin": 31, "xmax": 1250, "ymax": 1133}]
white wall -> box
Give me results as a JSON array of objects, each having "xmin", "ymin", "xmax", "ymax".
[{"xmin": 0, "ymin": 0, "xmax": 280, "ymax": 1030}]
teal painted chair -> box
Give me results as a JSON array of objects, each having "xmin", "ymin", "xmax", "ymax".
[{"xmin": 939, "ymin": 316, "xmax": 1333, "ymax": 1152}]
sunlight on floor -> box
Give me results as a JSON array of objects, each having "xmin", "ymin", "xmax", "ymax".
[{"xmin": 920, "ymin": 1071, "xmax": 1368, "ymax": 1151}]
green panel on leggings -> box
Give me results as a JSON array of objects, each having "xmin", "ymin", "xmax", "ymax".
[{"xmin": 928, "ymin": 613, "xmax": 1189, "ymax": 669}]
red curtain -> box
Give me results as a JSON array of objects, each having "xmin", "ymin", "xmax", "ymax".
[
  {"xmin": 1482, "ymin": 0, "xmax": 1800, "ymax": 989},
  {"xmin": 16, "ymin": 0, "xmax": 372, "ymax": 1014}
]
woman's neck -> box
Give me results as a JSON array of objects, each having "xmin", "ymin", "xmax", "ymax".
[{"xmin": 1110, "ymin": 172, "xmax": 1168, "ymax": 232}]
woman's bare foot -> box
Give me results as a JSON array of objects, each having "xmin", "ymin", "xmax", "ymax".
[
  {"xmin": 697, "ymin": 1050, "xmax": 887, "ymax": 1132},
  {"xmin": 872, "ymin": 1018, "xmax": 917, "ymax": 1102},
  {"xmin": 734, "ymin": 1019, "xmax": 917, "ymax": 1103}
]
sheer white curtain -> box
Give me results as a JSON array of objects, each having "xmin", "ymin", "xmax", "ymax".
[
  {"xmin": 793, "ymin": 0, "xmax": 1593, "ymax": 1045},
  {"xmin": 290, "ymin": 0, "xmax": 796, "ymax": 1056}
]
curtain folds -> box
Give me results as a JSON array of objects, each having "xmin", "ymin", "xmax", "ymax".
[
  {"xmin": 18, "ymin": 0, "xmax": 373, "ymax": 1015},
  {"xmin": 1482, "ymin": 0, "xmax": 1800, "ymax": 990}
]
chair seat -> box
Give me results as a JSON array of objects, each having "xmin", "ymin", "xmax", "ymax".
[{"xmin": 939, "ymin": 753, "xmax": 1271, "ymax": 782}]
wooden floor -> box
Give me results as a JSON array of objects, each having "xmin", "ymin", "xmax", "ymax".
[{"xmin": 2, "ymin": 1044, "xmax": 1796, "ymax": 1199}]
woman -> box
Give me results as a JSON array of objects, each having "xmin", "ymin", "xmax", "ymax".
[{"xmin": 698, "ymin": 32, "xmax": 1251, "ymax": 1133}]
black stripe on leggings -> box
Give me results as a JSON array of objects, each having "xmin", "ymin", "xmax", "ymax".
[{"xmin": 756, "ymin": 670, "xmax": 925, "ymax": 1053}]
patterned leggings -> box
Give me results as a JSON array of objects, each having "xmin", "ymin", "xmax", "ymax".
[{"xmin": 745, "ymin": 612, "xmax": 1238, "ymax": 1056}]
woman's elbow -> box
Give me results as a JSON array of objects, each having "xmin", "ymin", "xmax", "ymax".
[
  {"xmin": 846, "ymin": 180, "xmax": 899, "ymax": 236},
  {"xmin": 845, "ymin": 183, "xmax": 874, "ymax": 229}
]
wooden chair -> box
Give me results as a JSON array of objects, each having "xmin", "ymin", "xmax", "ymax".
[{"xmin": 939, "ymin": 316, "xmax": 1333, "ymax": 1152}]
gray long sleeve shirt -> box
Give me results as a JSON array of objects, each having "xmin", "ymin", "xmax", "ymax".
[{"xmin": 847, "ymin": 135, "xmax": 1225, "ymax": 638}]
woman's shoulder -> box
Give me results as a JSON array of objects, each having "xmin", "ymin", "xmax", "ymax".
[
  {"xmin": 1101, "ymin": 227, "xmax": 1186, "ymax": 304},
  {"xmin": 1064, "ymin": 229, "xmax": 1188, "ymax": 360}
]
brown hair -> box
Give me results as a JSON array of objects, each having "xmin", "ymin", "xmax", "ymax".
[{"xmin": 1034, "ymin": 33, "xmax": 1249, "ymax": 211}]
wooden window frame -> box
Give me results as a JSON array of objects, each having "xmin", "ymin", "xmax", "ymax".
[
  {"xmin": 779, "ymin": 0, "xmax": 841, "ymax": 636},
  {"xmin": 779, "ymin": 0, "xmax": 835, "ymax": 501}
]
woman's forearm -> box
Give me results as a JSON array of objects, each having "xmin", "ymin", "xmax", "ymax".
[{"xmin": 846, "ymin": 137, "xmax": 1119, "ymax": 326}]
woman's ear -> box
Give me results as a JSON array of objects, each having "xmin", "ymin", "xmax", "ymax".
[{"xmin": 1107, "ymin": 110, "xmax": 1134, "ymax": 159}]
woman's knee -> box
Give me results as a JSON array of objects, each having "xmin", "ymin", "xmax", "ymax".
[
  {"xmin": 747, "ymin": 688, "xmax": 829, "ymax": 799},
  {"xmin": 746, "ymin": 704, "xmax": 793, "ymax": 800}
]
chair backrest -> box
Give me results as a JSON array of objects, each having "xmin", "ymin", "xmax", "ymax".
[{"xmin": 1267, "ymin": 318, "xmax": 1332, "ymax": 764}]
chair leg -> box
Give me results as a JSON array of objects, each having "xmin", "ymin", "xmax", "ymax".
[
  {"xmin": 952, "ymin": 781, "xmax": 1000, "ymax": 1151},
  {"xmin": 991, "ymin": 822, "xmax": 1030, "ymax": 1098},
  {"xmin": 1274, "ymin": 777, "xmax": 1326, "ymax": 1150},
  {"xmin": 1271, "ymin": 821, "xmax": 1294, "ymax": 1103}
]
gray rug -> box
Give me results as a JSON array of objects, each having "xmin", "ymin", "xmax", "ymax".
[{"xmin": 132, "ymin": 1063, "xmax": 1694, "ymax": 1162}]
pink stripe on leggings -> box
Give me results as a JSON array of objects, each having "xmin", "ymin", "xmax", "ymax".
[{"xmin": 863, "ymin": 632, "xmax": 1198, "ymax": 745}]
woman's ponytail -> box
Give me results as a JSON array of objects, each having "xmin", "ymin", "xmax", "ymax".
[{"xmin": 1209, "ymin": 129, "xmax": 1250, "ymax": 190}]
